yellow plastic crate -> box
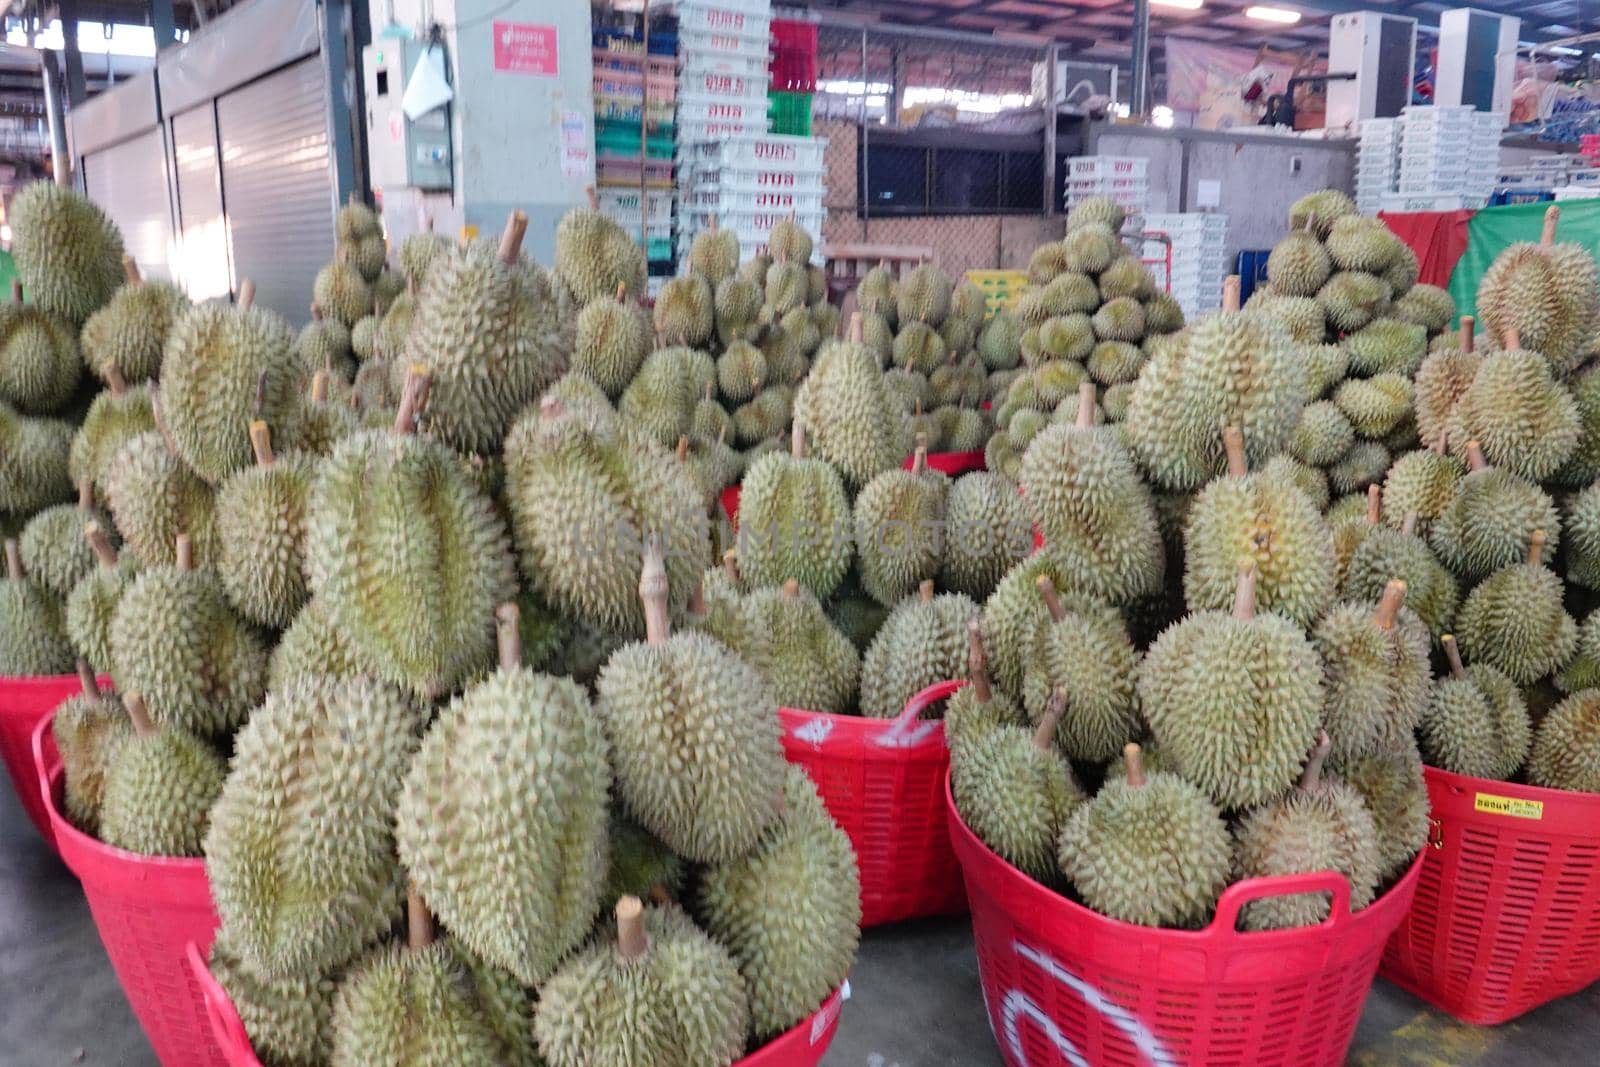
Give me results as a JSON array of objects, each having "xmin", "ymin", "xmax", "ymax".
[{"xmin": 965, "ymin": 269, "xmax": 1028, "ymax": 319}]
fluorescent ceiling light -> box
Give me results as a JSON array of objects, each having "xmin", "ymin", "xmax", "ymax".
[
  {"xmin": 1245, "ymin": 5, "xmax": 1302, "ymax": 24},
  {"xmin": 1152, "ymin": 0, "xmax": 1204, "ymax": 9}
]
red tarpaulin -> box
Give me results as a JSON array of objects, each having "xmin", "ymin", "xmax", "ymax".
[{"xmin": 1378, "ymin": 209, "xmax": 1475, "ymax": 289}]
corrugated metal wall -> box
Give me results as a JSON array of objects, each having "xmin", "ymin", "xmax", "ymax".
[
  {"xmin": 81, "ymin": 129, "xmax": 175, "ymax": 282},
  {"xmin": 216, "ymin": 57, "xmax": 335, "ymax": 323},
  {"xmin": 170, "ymin": 105, "xmax": 231, "ymax": 302}
]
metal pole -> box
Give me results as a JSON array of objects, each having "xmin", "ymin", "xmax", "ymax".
[
  {"xmin": 1129, "ymin": 0, "xmax": 1150, "ymax": 116},
  {"xmin": 318, "ymin": 0, "xmax": 360, "ymax": 205},
  {"xmin": 859, "ymin": 26, "xmax": 868, "ymax": 240},
  {"xmin": 149, "ymin": 0, "xmax": 177, "ymax": 51},
  {"xmin": 58, "ymin": 0, "xmax": 86, "ymax": 106},
  {"xmin": 39, "ymin": 50, "xmax": 70, "ymax": 186},
  {"xmin": 640, "ymin": 0, "xmax": 650, "ymax": 261},
  {"xmin": 1043, "ymin": 42, "xmax": 1057, "ymax": 216}
]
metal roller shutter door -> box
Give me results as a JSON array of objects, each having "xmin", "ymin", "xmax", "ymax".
[
  {"xmin": 170, "ymin": 104, "xmax": 231, "ymax": 302},
  {"xmin": 82, "ymin": 128, "xmax": 174, "ymax": 283},
  {"xmin": 216, "ymin": 57, "xmax": 336, "ymax": 325}
]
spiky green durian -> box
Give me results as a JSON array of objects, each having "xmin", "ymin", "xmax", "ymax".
[
  {"xmin": 102, "ymin": 428, "xmax": 219, "ymax": 567},
  {"xmin": 1101, "ymin": 381, "xmax": 1132, "ymax": 421},
  {"xmin": 1020, "ymin": 578, "xmax": 1141, "ymax": 762},
  {"xmin": 895, "ymin": 264, "xmax": 952, "ymax": 328},
  {"xmin": 1314, "ymin": 582, "xmax": 1430, "ymax": 759},
  {"xmin": 940, "ymin": 471, "xmax": 1029, "ymax": 601},
  {"xmin": 19, "ymin": 483, "xmax": 109, "ymax": 599},
  {"xmin": 1233, "ymin": 732, "xmax": 1381, "ymax": 930},
  {"xmin": 1455, "ymin": 346, "xmax": 1579, "ymax": 482},
  {"xmin": 938, "ymin": 315, "xmax": 976, "ymax": 361},
  {"xmin": 0, "ymin": 538, "xmax": 70, "ymax": 673},
  {"xmin": 731, "ymin": 387, "xmax": 792, "ymax": 447},
  {"xmin": 1020, "ymin": 274, "xmax": 1100, "ymax": 329},
  {"xmin": 1093, "ymin": 257, "xmax": 1149, "ymax": 302},
  {"xmin": 978, "ymin": 552, "xmax": 1077, "ymax": 697},
  {"xmin": 1527, "ymin": 689, "xmax": 1600, "ymax": 792},
  {"xmin": 1086, "ymin": 340, "xmax": 1144, "ymax": 386},
  {"xmin": 1326, "ymin": 216, "xmax": 1402, "ymax": 275},
  {"xmin": 1141, "ymin": 564, "xmax": 1324, "ymax": 810},
  {"xmin": 1553, "ymin": 362, "xmax": 1600, "ymax": 488},
  {"xmin": 1419, "ymin": 634, "xmax": 1530, "ymax": 780},
  {"xmin": 573, "ymin": 289, "xmax": 649, "ymax": 399},
  {"xmin": 618, "ymin": 346, "xmax": 713, "ymax": 450},
  {"xmin": 1036, "ymin": 313, "xmax": 1093, "ymax": 364},
  {"xmin": 52, "ymin": 668, "xmax": 130, "ymax": 834},
  {"xmin": 398, "ymin": 606, "xmax": 610, "ymax": 985},
  {"xmin": 944, "ymin": 622, "xmax": 1027, "ymax": 755},
  {"xmin": 1476, "ymin": 209, "xmax": 1598, "ymax": 373},
  {"xmin": 977, "ymin": 312, "xmax": 1023, "ymax": 371},
  {"xmin": 1027, "ymin": 242, "xmax": 1071, "ymax": 285},
  {"xmin": 764, "ymin": 262, "xmax": 809, "ymax": 316},
  {"xmin": 942, "ymin": 406, "xmax": 989, "ymax": 451},
  {"xmin": 1334, "ymin": 373, "xmax": 1413, "ymax": 440},
  {"xmin": 1568, "ymin": 481, "xmax": 1600, "ymax": 590},
  {"xmin": 736, "ymin": 429, "xmax": 852, "ymax": 599},
  {"xmin": 312, "ymin": 262, "xmax": 373, "ymax": 329},
  {"xmin": 1289, "ymin": 189, "xmax": 1357, "ymax": 238},
  {"xmin": 953, "ymin": 694, "xmax": 1083, "ymax": 886},
  {"xmin": 860, "ymin": 583, "xmax": 978, "ymax": 718},
  {"xmin": 1430, "ymin": 445, "xmax": 1558, "ymax": 581},
  {"xmin": 855, "ymin": 264, "xmax": 898, "ymax": 325},
  {"xmin": 1318, "ymin": 271, "xmax": 1390, "ymax": 334},
  {"xmin": 208, "ymin": 930, "xmax": 338, "ymax": 1067},
  {"xmin": 852, "ymin": 451, "xmax": 948, "ymax": 607},
  {"xmin": 603, "ymin": 813, "xmax": 686, "ymax": 906},
  {"xmin": 1290, "ymin": 401, "xmax": 1354, "ymax": 467},
  {"xmin": 555, "ymin": 206, "xmax": 646, "ymax": 304},
  {"xmin": 688, "ymin": 227, "xmax": 740, "ymax": 283},
  {"xmin": 1068, "ymin": 195, "xmax": 1126, "ymax": 233},
  {"xmin": 1263, "ymin": 454, "xmax": 1330, "ymax": 512},
  {"xmin": 68, "ymin": 381, "xmax": 154, "ymax": 497},
  {"xmin": 1142, "ymin": 292, "xmax": 1183, "ymax": 335},
  {"xmin": 1090, "ymin": 296, "xmax": 1145, "ymax": 344},
  {"xmin": 767, "ymin": 217, "xmax": 814, "ymax": 266},
  {"xmin": 9, "ymin": 181, "xmax": 124, "ymax": 323},
  {"xmin": 1247, "ymin": 290, "xmax": 1327, "ymax": 345},
  {"xmin": 1328, "ymin": 440, "xmax": 1391, "ymax": 496},
  {"xmin": 1385, "ymin": 242, "xmax": 1421, "ymax": 296},
  {"xmin": 891, "ymin": 320, "xmax": 946, "ymax": 376},
  {"xmin": 349, "ymin": 315, "xmax": 379, "ymax": 362},
  {"xmin": 1380, "ymin": 447, "xmax": 1464, "ymax": 538},
  {"xmin": 1345, "ymin": 318, "xmax": 1427, "ymax": 377},
  {"xmin": 696, "ymin": 766, "xmax": 859, "ymax": 1037},
  {"xmin": 1341, "ymin": 514, "xmax": 1457, "ymax": 638},
  {"xmin": 1267, "ymin": 225, "xmax": 1333, "ymax": 297},
  {"xmin": 372, "ymin": 270, "xmax": 404, "ymax": 314},
  {"xmin": 1559, "ymin": 611, "xmax": 1600, "ymax": 693},
  {"xmin": 1061, "ymin": 224, "xmax": 1120, "ymax": 276},
  {"xmin": 791, "ymin": 328, "xmax": 904, "ymax": 491},
  {"xmin": 97, "ymin": 693, "xmax": 225, "ymax": 857},
  {"xmin": 0, "ymin": 403, "xmax": 72, "ymax": 514},
  {"xmin": 213, "ymin": 424, "xmax": 315, "ymax": 629},
  {"xmin": 397, "ymin": 231, "xmax": 451, "ymax": 289},
  {"xmin": 653, "ymin": 275, "xmax": 714, "ymax": 347},
  {"xmin": 1059, "ymin": 743, "xmax": 1232, "ymax": 928},
  {"xmin": 1328, "ymin": 739, "xmax": 1428, "ymax": 879},
  {"xmin": 742, "ymin": 581, "xmax": 859, "ymax": 713},
  {"xmin": 714, "ymin": 340, "xmax": 766, "ymax": 405},
  {"xmin": 266, "ymin": 596, "xmax": 363, "ymax": 693},
  {"xmin": 64, "ymin": 524, "xmax": 137, "ymax": 675},
  {"xmin": 1390, "ymin": 283, "xmax": 1455, "ymax": 334},
  {"xmin": 1413, "ymin": 338, "xmax": 1480, "ymax": 452},
  {"xmin": 294, "ymin": 305, "xmax": 354, "ymax": 383},
  {"xmin": 762, "ymin": 323, "xmax": 811, "ymax": 384},
  {"xmin": 0, "ymin": 285, "xmax": 79, "ymax": 413},
  {"xmin": 1456, "ymin": 531, "xmax": 1575, "ymax": 685}
]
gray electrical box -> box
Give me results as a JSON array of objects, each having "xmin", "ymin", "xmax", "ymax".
[{"xmin": 363, "ymin": 40, "xmax": 453, "ymax": 192}]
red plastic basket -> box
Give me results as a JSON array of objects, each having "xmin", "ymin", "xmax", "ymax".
[
  {"xmin": 33, "ymin": 713, "xmax": 225, "ymax": 1067},
  {"xmin": 781, "ymin": 681, "xmax": 968, "ymax": 927},
  {"xmin": 722, "ymin": 482, "xmax": 743, "ymax": 531},
  {"xmin": 1379, "ymin": 765, "xmax": 1600, "ymax": 1024},
  {"xmin": 0, "ymin": 672, "xmax": 102, "ymax": 850},
  {"xmin": 902, "ymin": 450, "xmax": 987, "ymax": 476},
  {"xmin": 769, "ymin": 20, "xmax": 818, "ymax": 92},
  {"xmin": 947, "ymin": 773, "xmax": 1425, "ymax": 1067},
  {"xmin": 187, "ymin": 940, "xmax": 846, "ymax": 1067}
]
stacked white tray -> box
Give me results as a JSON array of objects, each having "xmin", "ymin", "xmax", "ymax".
[
  {"xmin": 1064, "ymin": 156, "xmax": 1149, "ymax": 217},
  {"xmin": 1356, "ymin": 118, "xmax": 1400, "ymax": 216},
  {"xmin": 676, "ymin": 134, "xmax": 827, "ymax": 265},
  {"xmin": 674, "ymin": 0, "xmax": 773, "ymax": 144},
  {"xmin": 1142, "ymin": 213, "xmax": 1229, "ymax": 320},
  {"xmin": 1397, "ymin": 106, "xmax": 1503, "ymax": 207}
]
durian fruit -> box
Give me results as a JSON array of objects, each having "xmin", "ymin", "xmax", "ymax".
[
  {"xmin": 1380, "ymin": 442, "xmax": 1464, "ymax": 537},
  {"xmin": 1098, "ymin": 256, "xmax": 1154, "ymax": 302},
  {"xmin": 688, "ymin": 223, "xmax": 740, "ymax": 283},
  {"xmin": 695, "ymin": 766, "xmax": 860, "ymax": 1037},
  {"xmin": 295, "ymin": 303, "xmax": 355, "ymax": 383},
  {"xmin": 940, "ymin": 470, "xmax": 1029, "ymax": 601},
  {"xmin": 1289, "ymin": 189, "xmax": 1357, "ymax": 237},
  {"xmin": 1313, "ymin": 580, "xmax": 1430, "ymax": 760},
  {"xmin": 397, "ymin": 230, "xmax": 452, "ymax": 289},
  {"xmin": 309, "ymin": 372, "xmax": 518, "ymax": 697},
  {"xmin": 20, "ymin": 480, "xmax": 109, "ymax": 599},
  {"xmin": 262, "ymin": 598, "xmax": 358, "ymax": 695},
  {"xmin": 1087, "ymin": 340, "xmax": 1144, "ymax": 385},
  {"xmin": 207, "ymin": 930, "xmax": 338, "ymax": 1067},
  {"xmin": 856, "ymin": 264, "xmax": 899, "ymax": 326},
  {"xmin": 859, "ymin": 581, "xmax": 978, "ymax": 718},
  {"xmin": 768, "ymin": 216, "xmax": 815, "ymax": 266},
  {"xmin": 1526, "ymin": 689, "xmax": 1600, "ymax": 792},
  {"xmin": 1454, "ymin": 331, "xmax": 1579, "ymax": 482},
  {"xmin": 103, "ymin": 404, "xmax": 221, "ymax": 568},
  {"xmin": 1327, "ymin": 215, "xmax": 1403, "ymax": 275},
  {"xmin": 1022, "ymin": 384, "xmax": 1164, "ymax": 605},
  {"xmin": 852, "ymin": 447, "xmax": 948, "ymax": 607},
  {"xmin": 1068, "ymin": 195, "xmax": 1126, "ymax": 233},
  {"xmin": 0, "ymin": 402, "xmax": 73, "ymax": 514},
  {"xmin": 979, "ymin": 552, "xmax": 1076, "ymax": 697},
  {"xmin": 1182, "ymin": 427, "xmax": 1335, "ymax": 627},
  {"xmin": 349, "ymin": 314, "xmax": 379, "ymax": 362},
  {"xmin": 9, "ymin": 180, "xmax": 124, "ymax": 324},
  {"xmin": 0, "ymin": 278, "xmax": 80, "ymax": 413},
  {"xmin": 1291, "ymin": 401, "xmax": 1355, "ymax": 466},
  {"xmin": 1569, "ymin": 482, "xmax": 1600, "ymax": 591},
  {"xmin": 1341, "ymin": 510, "xmax": 1458, "ymax": 638},
  {"xmin": 1329, "ymin": 739, "xmax": 1428, "ymax": 880},
  {"xmin": 619, "ymin": 346, "xmax": 714, "ymax": 450},
  {"xmin": 405, "ymin": 214, "xmax": 567, "ymax": 454},
  {"xmin": 1420, "ymin": 633, "xmax": 1530, "ymax": 780},
  {"xmin": 97, "ymin": 692, "xmax": 225, "ymax": 857},
  {"xmin": 1061, "ymin": 225, "xmax": 1120, "ymax": 276},
  {"xmin": 1456, "ymin": 530, "xmax": 1577, "ymax": 685},
  {"xmin": 715, "ymin": 275, "xmax": 762, "ymax": 347},
  {"xmin": 1430, "ymin": 440, "xmax": 1558, "ymax": 581},
  {"xmin": 978, "ymin": 311, "xmax": 1023, "ymax": 371},
  {"xmin": 953, "ymin": 690, "xmax": 1083, "ymax": 886},
  {"xmin": 1267, "ymin": 219, "xmax": 1332, "ymax": 297},
  {"xmin": 653, "ymin": 275, "xmax": 714, "ymax": 347},
  {"xmin": 1413, "ymin": 317, "xmax": 1481, "ymax": 451},
  {"xmin": 1140, "ymin": 563, "xmax": 1324, "ymax": 810},
  {"xmin": 1559, "ymin": 611, "xmax": 1600, "ymax": 692},
  {"xmin": 571, "ymin": 285, "xmax": 649, "ymax": 400},
  {"xmin": 765, "ymin": 262, "xmax": 809, "ymax": 316},
  {"xmin": 745, "ymin": 580, "xmax": 859, "ymax": 713},
  {"xmin": 1303, "ymin": 343, "xmax": 1352, "ymax": 398},
  {"xmin": 554, "ymin": 198, "xmax": 646, "ymax": 304},
  {"xmin": 1328, "ymin": 440, "xmax": 1392, "ymax": 496},
  {"xmin": 160, "ymin": 283, "xmax": 300, "ymax": 485},
  {"xmin": 206, "ymin": 675, "xmax": 422, "ymax": 979},
  {"xmin": 1334, "ymin": 373, "xmax": 1413, "ymax": 439},
  {"xmin": 1247, "ymin": 290, "xmax": 1327, "ymax": 345},
  {"xmin": 603, "ymin": 813, "xmax": 686, "ymax": 906},
  {"xmin": 399, "ymin": 603, "xmax": 610, "ymax": 985},
  {"xmin": 1144, "ymin": 292, "xmax": 1186, "ymax": 336},
  {"xmin": 1345, "ymin": 318, "xmax": 1427, "ymax": 377},
  {"xmin": 1058, "ymin": 743, "xmax": 1232, "ymax": 928},
  {"xmin": 682, "ymin": 554, "xmax": 772, "ymax": 672},
  {"xmin": 1476, "ymin": 205, "xmax": 1598, "ymax": 374},
  {"xmin": 52, "ymin": 664, "xmax": 131, "ymax": 834},
  {"xmin": 1092, "ymin": 297, "xmax": 1145, "ymax": 343},
  {"xmin": 1021, "ymin": 576, "xmax": 1141, "ymax": 762},
  {"xmin": 944, "ymin": 621, "xmax": 1027, "ymax": 755},
  {"xmin": 313, "ymin": 261, "xmax": 373, "ymax": 329},
  {"xmin": 1232, "ymin": 731, "xmax": 1381, "ymax": 930},
  {"xmin": 892, "ymin": 320, "xmax": 947, "ymax": 375},
  {"xmin": 896, "ymin": 264, "xmax": 952, "ymax": 328},
  {"xmin": 0, "ymin": 538, "xmax": 72, "ymax": 674},
  {"xmin": 294, "ymin": 368, "xmax": 362, "ymax": 457},
  {"xmin": 1391, "ymin": 283, "xmax": 1456, "ymax": 335},
  {"xmin": 214, "ymin": 422, "xmax": 315, "ymax": 629},
  {"xmin": 1318, "ymin": 271, "xmax": 1390, "ymax": 334},
  {"xmin": 791, "ymin": 317, "xmax": 904, "ymax": 491},
  {"xmin": 109, "ymin": 533, "xmax": 269, "ymax": 738},
  {"xmin": 334, "ymin": 198, "xmax": 386, "ymax": 282},
  {"xmin": 68, "ymin": 374, "xmax": 155, "ymax": 498},
  {"xmin": 1553, "ymin": 361, "xmax": 1600, "ymax": 488},
  {"xmin": 64, "ymin": 523, "xmax": 136, "ymax": 675},
  {"xmin": 736, "ymin": 424, "xmax": 852, "ymax": 600},
  {"xmin": 716, "ymin": 339, "xmax": 767, "ymax": 405},
  {"xmin": 534, "ymin": 897, "xmax": 749, "ymax": 1067},
  {"xmin": 596, "ymin": 545, "xmax": 782, "ymax": 862},
  {"xmin": 1264, "ymin": 454, "xmax": 1330, "ymax": 512}
]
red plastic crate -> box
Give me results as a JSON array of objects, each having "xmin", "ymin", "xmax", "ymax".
[
  {"xmin": 1379, "ymin": 765, "xmax": 1600, "ymax": 1024},
  {"xmin": 948, "ymin": 772, "xmax": 1424, "ymax": 1067},
  {"xmin": 188, "ymin": 940, "xmax": 847, "ymax": 1067},
  {"xmin": 769, "ymin": 20, "xmax": 818, "ymax": 92},
  {"xmin": 781, "ymin": 681, "xmax": 968, "ymax": 928},
  {"xmin": 33, "ymin": 713, "xmax": 225, "ymax": 1067},
  {"xmin": 0, "ymin": 671, "xmax": 105, "ymax": 851},
  {"xmin": 902, "ymin": 450, "xmax": 986, "ymax": 476}
]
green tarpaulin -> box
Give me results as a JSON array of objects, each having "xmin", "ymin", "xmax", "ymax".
[{"xmin": 1448, "ymin": 198, "xmax": 1600, "ymax": 323}]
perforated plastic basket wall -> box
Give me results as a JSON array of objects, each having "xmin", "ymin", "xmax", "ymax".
[
  {"xmin": 1379, "ymin": 765, "xmax": 1600, "ymax": 1024},
  {"xmin": 948, "ymin": 773, "xmax": 1424, "ymax": 1067},
  {"xmin": 188, "ymin": 940, "xmax": 847, "ymax": 1067},
  {"xmin": 781, "ymin": 681, "xmax": 968, "ymax": 927},
  {"xmin": 0, "ymin": 672, "xmax": 102, "ymax": 850},
  {"xmin": 33, "ymin": 714, "xmax": 225, "ymax": 1067}
]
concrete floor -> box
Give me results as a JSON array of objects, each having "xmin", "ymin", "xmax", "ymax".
[{"xmin": 4, "ymin": 788, "xmax": 1598, "ymax": 1066}]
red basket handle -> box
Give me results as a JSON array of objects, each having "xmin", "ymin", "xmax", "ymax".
[
  {"xmin": 892, "ymin": 679, "xmax": 968, "ymax": 731},
  {"xmin": 1209, "ymin": 870, "xmax": 1354, "ymax": 933},
  {"xmin": 30, "ymin": 710, "xmax": 60, "ymax": 818},
  {"xmin": 186, "ymin": 942, "xmax": 264, "ymax": 1067}
]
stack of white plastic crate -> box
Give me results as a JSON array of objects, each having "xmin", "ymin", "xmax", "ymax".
[
  {"xmin": 1392, "ymin": 105, "xmax": 1503, "ymax": 210},
  {"xmin": 677, "ymin": 134, "xmax": 827, "ymax": 265},
  {"xmin": 1142, "ymin": 213, "xmax": 1228, "ymax": 320},
  {"xmin": 1355, "ymin": 118, "xmax": 1400, "ymax": 215},
  {"xmin": 1064, "ymin": 156, "xmax": 1149, "ymax": 219}
]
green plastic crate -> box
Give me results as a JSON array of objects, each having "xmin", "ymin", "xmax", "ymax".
[
  {"xmin": 595, "ymin": 119, "xmax": 675, "ymax": 159},
  {"xmin": 768, "ymin": 91, "xmax": 813, "ymax": 137}
]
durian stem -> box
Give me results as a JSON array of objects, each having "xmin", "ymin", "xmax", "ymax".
[
  {"xmin": 1528, "ymin": 529, "xmax": 1547, "ymax": 567},
  {"xmin": 1035, "ymin": 575, "xmax": 1067, "ymax": 623},
  {"xmin": 84, "ymin": 523, "xmax": 117, "ymax": 569},
  {"xmin": 495, "ymin": 601, "xmax": 522, "ymax": 670},
  {"xmin": 676, "ymin": 436, "xmax": 690, "ymax": 463},
  {"xmin": 918, "ymin": 579, "xmax": 934, "ymax": 603},
  {"xmin": 722, "ymin": 549, "xmax": 741, "ymax": 585},
  {"xmin": 174, "ymin": 534, "xmax": 193, "ymax": 572},
  {"xmin": 497, "ymin": 210, "xmax": 529, "ymax": 267},
  {"xmin": 9, "ymin": 278, "xmax": 20, "ymax": 305},
  {"xmin": 1465, "ymin": 440, "xmax": 1487, "ymax": 472},
  {"xmin": 966, "ymin": 620, "xmax": 993, "ymax": 704},
  {"xmin": 310, "ymin": 370, "xmax": 330, "ymax": 405},
  {"xmin": 3, "ymin": 539, "xmax": 20, "ymax": 581},
  {"xmin": 782, "ymin": 578, "xmax": 801, "ymax": 599},
  {"xmin": 122, "ymin": 255, "xmax": 142, "ymax": 286},
  {"xmin": 76, "ymin": 659, "xmax": 98, "ymax": 696},
  {"xmin": 1122, "ymin": 743, "xmax": 1146, "ymax": 788},
  {"xmin": 392, "ymin": 368, "xmax": 432, "ymax": 435},
  {"xmin": 1231, "ymin": 561, "xmax": 1258, "ymax": 621},
  {"xmin": 585, "ymin": 185, "xmax": 599, "ymax": 211},
  {"xmin": 1221, "ymin": 426, "xmax": 1247, "ymax": 478},
  {"xmin": 149, "ymin": 388, "xmax": 179, "ymax": 455},
  {"xmin": 849, "ymin": 313, "xmax": 864, "ymax": 343},
  {"xmin": 1222, "ymin": 274, "xmax": 1241, "ymax": 313},
  {"xmin": 310, "ymin": 302, "xmax": 324, "ymax": 322},
  {"xmin": 1075, "ymin": 382, "xmax": 1096, "ymax": 429},
  {"xmin": 615, "ymin": 282, "xmax": 627, "ymax": 304},
  {"xmin": 1441, "ymin": 633, "xmax": 1467, "ymax": 679},
  {"xmin": 640, "ymin": 541, "xmax": 672, "ymax": 646},
  {"xmin": 406, "ymin": 886, "xmax": 435, "ymax": 950},
  {"xmin": 1459, "ymin": 315, "xmax": 1474, "ymax": 354},
  {"xmin": 1504, "ymin": 327, "xmax": 1520, "ymax": 351},
  {"xmin": 1297, "ymin": 730, "xmax": 1332, "ymax": 793},
  {"xmin": 687, "ymin": 580, "xmax": 706, "ymax": 616},
  {"xmin": 790, "ymin": 421, "xmax": 807, "ymax": 459},
  {"xmin": 124, "ymin": 693, "xmax": 156, "ymax": 737},
  {"xmin": 1541, "ymin": 204, "xmax": 1560, "ymax": 247},
  {"xmin": 103, "ymin": 364, "xmax": 126, "ymax": 396},
  {"xmin": 1401, "ymin": 511, "xmax": 1418, "ymax": 537},
  {"xmin": 914, "ymin": 398, "xmax": 923, "ymax": 419},
  {"xmin": 912, "ymin": 445, "xmax": 928, "ymax": 475},
  {"xmin": 1375, "ymin": 579, "xmax": 1407, "ymax": 631},
  {"xmin": 77, "ymin": 479, "xmax": 93, "ymax": 511},
  {"xmin": 1365, "ymin": 485, "xmax": 1382, "ymax": 525},
  {"xmin": 616, "ymin": 896, "xmax": 649, "ymax": 961},
  {"xmin": 1432, "ymin": 430, "xmax": 1448, "ymax": 456},
  {"xmin": 1032, "ymin": 688, "xmax": 1066, "ymax": 752},
  {"xmin": 248, "ymin": 421, "xmax": 274, "ymax": 467},
  {"xmin": 237, "ymin": 279, "xmax": 255, "ymax": 312}
]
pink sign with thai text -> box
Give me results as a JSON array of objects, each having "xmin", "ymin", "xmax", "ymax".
[{"xmin": 493, "ymin": 21, "xmax": 557, "ymax": 76}]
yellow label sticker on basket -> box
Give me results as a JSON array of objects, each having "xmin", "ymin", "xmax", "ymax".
[{"xmin": 1473, "ymin": 793, "xmax": 1544, "ymax": 820}]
